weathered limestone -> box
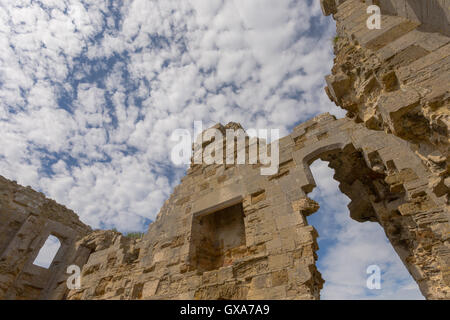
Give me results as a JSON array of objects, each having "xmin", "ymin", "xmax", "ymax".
[
  {"xmin": 64, "ymin": 114, "xmax": 448, "ymax": 300},
  {"xmin": 0, "ymin": 176, "xmax": 91, "ymax": 299},
  {"xmin": 322, "ymin": 0, "xmax": 449, "ymax": 210},
  {"xmin": 0, "ymin": 0, "xmax": 449, "ymax": 300},
  {"xmin": 1, "ymin": 118, "xmax": 449, "ymax": 300}
]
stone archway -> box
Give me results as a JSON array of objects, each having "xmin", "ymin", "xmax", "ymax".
[
  {"xmin": 61, "ymin": 115, "xmax": 449, "ymax": 300},
  {"xmin": 297, "ymin": 145, "xmax": 421, "ymax": 298},
  {"xmin": 287, "ymin": 114, "xmax": 449, "ymax": 299}
]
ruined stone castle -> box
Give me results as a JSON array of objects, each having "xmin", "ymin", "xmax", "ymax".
[{"xmin": 0, "ymin": 0, "xmax": 449, "ymax": 300}]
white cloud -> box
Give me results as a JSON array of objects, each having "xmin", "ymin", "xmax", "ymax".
[{"xmin": 0, "ymin": 1, "xmax": 337, "ymax": 231}]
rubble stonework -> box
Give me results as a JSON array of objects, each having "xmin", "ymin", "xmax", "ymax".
[
  {"xmin": 0, "ymin": 0, "xmax": 449, "ymax": 300},
  {"xmin": 63, "ymin": 113, "xmax": 449, "ymax": 300},
  {"xmin": 0, "ymin": 176, "xmax": 91, "ymax": 299},
  {"xmin": 323, "ymin": 0, "xmax": 449, "ymax": 207}
]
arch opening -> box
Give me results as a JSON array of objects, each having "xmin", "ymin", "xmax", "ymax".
[
  {"xmin": 305, "ymin": 158, "xmax": 424, "ymax": 299},
  {"xmin": 32, "ymin": 235, "xmax": 61, "ymax": 269}
]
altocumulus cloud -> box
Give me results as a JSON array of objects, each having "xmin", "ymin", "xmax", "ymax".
[
  {"xmin": 0, "ymin": 0, "xmax": 421, "ymax": 298},
  {"xmin": 0, "ymin": 0, "xmax": 339, "ymax": 231}
]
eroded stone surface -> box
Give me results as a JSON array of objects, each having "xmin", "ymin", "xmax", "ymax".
[
  {"xmin": 59, "ymin": 112, "xmax": 447, "ymax": 300},
  {"xmin": 323, "ymin": 0, "xmax": 449, "ymax": 211},
  {"xmin": 0, "ymin": 0, "xmax": 449, "ymax": 300},
  {"xmin": 0, "ymin": 176, "xmax": 91, "ymax": 300}
]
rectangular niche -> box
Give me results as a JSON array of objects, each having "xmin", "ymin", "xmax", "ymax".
[{"xmin": 190, "ymin": 202, "xmax": 246, "ymax": 272}]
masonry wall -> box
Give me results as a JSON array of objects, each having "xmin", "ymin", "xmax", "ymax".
[
  {"xmin": 0, "ymin": 176, "xmax": 92, "ymax": 299},
  {"xmin": 323, "ymin": 0, "xmax": 449, "ymax": 197},
  {"xmin": 0, "ymin": 0, "xmax": 449, "ymax": 300},
  {"xmin": 63, "ymin": 114, "xmax": 449, "ymax": 300},
  {"xmin": 377, "ymin": 0, "xmax": 450, "ymax": 36}
]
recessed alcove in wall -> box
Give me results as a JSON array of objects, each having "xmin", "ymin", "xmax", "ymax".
[
  {"xmin": 190, "ymin": 202, "xmax": 246, "ymax": 272},
  {"xmin": 32, "ymin": 235, "xmax": 61, "ymax": 269}
]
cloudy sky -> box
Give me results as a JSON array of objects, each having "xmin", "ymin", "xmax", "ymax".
[
  {"xmin": 309, "ymin": 161, "xmax": 423, "ymax": 299},
  {"xmin": 1, "ymin": 0, "xmax": 422, "ymax": 298}
]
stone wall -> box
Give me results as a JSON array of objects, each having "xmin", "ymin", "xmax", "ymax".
[
  {"xmin": 0, "ymin": 0, "xmax": 449, "ymax": 300},
  {"xmin": 377, "ymin": 0, "xmax": 450, "ymax": 36},
  {"xmin": 0, "ymin": 176, "xmax": 92, "ymax": 299},
  {"xmin": 65, "ymin": 114, "xmax": 449, "ymax": 300},
  {"xmin": 322, "ymin": 0, "xmax": 450, "ymax": 36},
  {"xmin": 322, "ymin": 0, "xmax": 449, "ymax": 206}
]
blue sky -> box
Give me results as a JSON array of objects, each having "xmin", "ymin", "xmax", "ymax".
[
  {"xmin": 308, "ymin": 160, "xmax": 423, "ymax": 299},
  {"xmin": 1, "ymin": 0, "xmax": 422, "ymax": 299}
]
